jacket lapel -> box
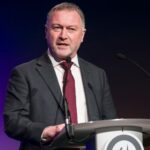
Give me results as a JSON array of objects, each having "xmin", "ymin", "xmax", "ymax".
[
  {"xmin": 79, "ymin": 58, "xmax": 100, "ymax": 121},
  {"xmin": 35, "ymin": 53, "xmax": 64, "ymax": 112}
]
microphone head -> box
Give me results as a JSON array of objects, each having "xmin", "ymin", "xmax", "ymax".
[
  {"xmin": 65, "ymin": 57, "xmax": 71, "ymax": 63},
  {"xmin": 115, "ymin": 53, "xmax": 127, "ymax": 60}
]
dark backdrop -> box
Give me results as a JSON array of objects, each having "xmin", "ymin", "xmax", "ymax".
[{"xmin": 0, "ymin": 0, "xmax": 150, "ymax": 149}]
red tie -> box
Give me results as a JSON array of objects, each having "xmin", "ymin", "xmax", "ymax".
[{"xmin": 61, "ymin": 61, "xmax": 77, "ymax": 124}]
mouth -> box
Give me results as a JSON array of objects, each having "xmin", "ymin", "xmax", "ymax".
[
  {"xmin": 56, "ymin": 43, "xmax": 69, "ymax": 50},
  {"xmin": 57, "ymin": 43, "xmax": 69, "ymax": 46}
]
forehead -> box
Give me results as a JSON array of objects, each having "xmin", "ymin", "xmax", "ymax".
[{"xmin": 49, "ymin": 10, "xmax": 83, "ymax": 26}]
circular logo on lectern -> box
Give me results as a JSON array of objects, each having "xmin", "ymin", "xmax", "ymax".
[{"xmin": 104, "ymin": 133, "xmax": 144, "ymax": 150}]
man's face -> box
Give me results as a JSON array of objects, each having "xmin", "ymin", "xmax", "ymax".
[{"xmin": 45, "ymin": 10, "xmax": 86, "ymax": 60}]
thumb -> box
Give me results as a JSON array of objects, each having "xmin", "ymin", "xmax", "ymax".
[{"xmin": 56, "ymin": 124, "xmax": 65, "ymax": 132}]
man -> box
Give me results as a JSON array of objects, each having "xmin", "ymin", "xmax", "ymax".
[{"xmin": 4, "ymin": 2, "xmax": 117, "ymax": 150}]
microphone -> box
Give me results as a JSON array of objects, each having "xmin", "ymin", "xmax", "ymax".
[
  {"xmin": 115, "ymin": 53, "xmax": 150, "ymax": 77},
  {"xmin": 66, "ymin": 56, "xmax": 71, "ymax": 64},
  {"xmin": 62, "ymin": 56, "xmax": 74, "ymax": 139}
]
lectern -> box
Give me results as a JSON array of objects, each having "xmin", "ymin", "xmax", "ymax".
[{"xmin": 50, "ymin": 119, "xmax": 150, "ymax": 150}]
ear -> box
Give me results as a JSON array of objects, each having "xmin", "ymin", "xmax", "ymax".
[
  {"xmin": 45, "ymin": 26, "xmax": 48, "ymax": 39},
  {"xmin": 81, "ymin": 29, "xmax": 86, "ymax": 43}
]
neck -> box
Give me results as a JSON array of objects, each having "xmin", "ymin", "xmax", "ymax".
[{"xmin": 49, "ymin": 49, "xmax": 72, "ymax": 62}]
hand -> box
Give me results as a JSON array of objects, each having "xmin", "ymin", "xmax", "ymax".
[{"xmin": 41, "ymin": 123, "xmax": 65, "ymax": 142}]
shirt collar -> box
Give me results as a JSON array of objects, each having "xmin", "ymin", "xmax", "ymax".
[
  {"xmin": 47, "ymin": 49, "xmax": 80, "ymax": 68},
  {"xmin": 47, "ymin": 50, "xmax": 60, "ymax": 67}
]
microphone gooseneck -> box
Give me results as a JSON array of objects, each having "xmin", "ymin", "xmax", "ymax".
[
  {"xmin": 63, "ymin": 98, "xmax": 74, "ymax": 139},
  {"xmin": 115, "ymin": 52, "xmax": 150, "ymax": 77},
  {"xmin": 115, "ymin": 53, "xmax": 127, "ymax": 60}
]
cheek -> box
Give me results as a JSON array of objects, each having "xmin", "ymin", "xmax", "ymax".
[
  {"xmin": 71, "ymin": 34, "xmax": 82, "ymax": 42},
  {"xmin": 46, "ymin": 33, "xmax": 56, "ymax": 44},
  {"xmin": 75, "ymin": 35, "xmax": 84, "ymax": 44},
  {"xmin": 45, "ymin": 32, "xmax": 51, "ymax": 42}
]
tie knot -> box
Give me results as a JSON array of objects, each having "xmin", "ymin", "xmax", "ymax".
[{"xmin": 61, "ymin": 61, "xmax": 73, "ymax": 70}]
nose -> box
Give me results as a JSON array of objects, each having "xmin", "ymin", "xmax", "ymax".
[{"xmin": 59, "ymin": 28, "xmax": 68, "ymax": 40}]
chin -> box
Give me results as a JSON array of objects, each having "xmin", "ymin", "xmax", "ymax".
[
  {"xmin": 58, "ymin": 53, "xmax": 72, "ymax": 59},
  {"xmin": 60, "ymin": 56, "xmax": 71, "ymax": 60}
]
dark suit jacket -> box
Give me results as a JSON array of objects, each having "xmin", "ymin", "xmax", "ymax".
[{"xmin": 4, "ymin": 53, "xmax": 117, "ymax": 150}]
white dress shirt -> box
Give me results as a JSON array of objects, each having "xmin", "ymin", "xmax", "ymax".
[{"xmin": 47, "ymin": 50, "xmax": 88, "ymax": 123}]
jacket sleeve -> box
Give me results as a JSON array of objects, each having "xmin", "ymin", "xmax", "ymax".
[{"xmin": 3, "ymin": 67, "xmax": 47, "ymax": 144}]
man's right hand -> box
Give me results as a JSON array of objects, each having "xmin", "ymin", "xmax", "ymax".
[{"xmin": 41, "ymin": 123, "xmax": 65, "ymax": 142}]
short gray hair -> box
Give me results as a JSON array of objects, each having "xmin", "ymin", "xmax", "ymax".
[{"xmin": 46, "ymin": 2, "xmax": 86, "ymax": 28}]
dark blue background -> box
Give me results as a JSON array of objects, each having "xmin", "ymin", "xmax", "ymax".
[{"xmin": 0, "ymin": 0, "xmax": 150, "ymax": 149}]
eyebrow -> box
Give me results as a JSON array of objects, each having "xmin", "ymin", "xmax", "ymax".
[{"xmin": 52, "ymin": 24, "xmax": 78, "ymax": 27}]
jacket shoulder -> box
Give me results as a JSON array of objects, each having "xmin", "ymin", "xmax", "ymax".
[
  {"xmin": 79, "ymin": 57, "xmax": 105, "ymax": 73},
  {"xmin": 13, "ymin": 58, "xmax": 38, "ymax": 72}
]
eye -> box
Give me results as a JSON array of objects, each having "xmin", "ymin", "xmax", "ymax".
[
  {"xmin": 67, "ymin": 27, "xmax": 77, "ymax": 33},
  {"xmin": 51, "ymin": 26, "xmax": 62, "ymax": 32}
]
